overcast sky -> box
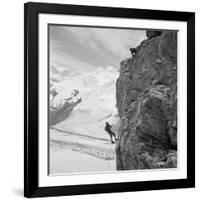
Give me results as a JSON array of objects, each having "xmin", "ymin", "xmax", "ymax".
[{"xmin": 49, "ymin": 25, "xmax": 146, "ymax": 72}]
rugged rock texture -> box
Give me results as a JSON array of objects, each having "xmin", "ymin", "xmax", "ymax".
[
  {"xmin": 116, "ymin": 31, "xmax": 177, "ymax": 170},
  {"xmin": 146, "ymin": 30, "xmax": 162, "ymax": 40}
]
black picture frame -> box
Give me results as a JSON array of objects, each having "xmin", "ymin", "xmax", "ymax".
[{"xmin": 24, "ymin": 2, "xmax": 195, "ymax": 198}]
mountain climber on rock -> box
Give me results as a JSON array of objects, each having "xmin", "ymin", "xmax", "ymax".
[
  {"xmin": 105, "ymin": 122, "xmax": 118, "ymax": 144},
  {"xmin": 130, "ymin": 48, "xmax": 137, "ymax": 57}
]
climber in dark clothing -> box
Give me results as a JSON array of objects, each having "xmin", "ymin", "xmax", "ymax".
[
  {"xmin": 105, "ymin": 122, "xmax": 117, "ymax": 144},
  {"xmin": 130, "ymin": 48, "xmax": 137, "ymax": 57}
]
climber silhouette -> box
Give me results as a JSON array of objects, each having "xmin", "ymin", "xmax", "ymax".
[
  {"xmin": 105, "ymin": 122, "xmax": 117, "ymax": 144},
  {"xmin": 130, "ymin": 48, "xmax": 137, "ymax": 57}
]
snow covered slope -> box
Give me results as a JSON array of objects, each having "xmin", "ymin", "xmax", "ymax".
[{"xmin": 50, "ymin": 66, "xmax": 120, "ymax": 139}]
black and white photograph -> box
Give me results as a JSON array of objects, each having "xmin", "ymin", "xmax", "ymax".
[
  {"xmin": 23, "ymin": 2, "xmax": 195, "ymax": 197},
  {"xmin": 48, "ymin": 25, "xmax": 178, "ymax": 175}
]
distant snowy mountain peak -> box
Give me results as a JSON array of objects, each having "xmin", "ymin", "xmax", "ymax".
[
  {"xmin": 50, "ymin": 65, "xmax": 120, "ymax": 136},
  {"xmin": 50, "ymin": 64, "xmax": 71, "ymax": 85},
  {"xmin": 91, "ymin": 66, "xmax": 118, "ymax": 86},
  {"xmin": 50, "ymin": 66, "xmax": 119, "ymax": 102}
]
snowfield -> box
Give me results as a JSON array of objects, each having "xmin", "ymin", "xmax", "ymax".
[
  {"xmin": 50, "ymin": 147, "xmax": 116, "ymax": 174},
  {"xmin": 50, "ymin": 128, "xmax": 116, "ymax": 174},
  {"xmin": 49, "ymin": 66, "xmax": 120, "ymax": 174}
]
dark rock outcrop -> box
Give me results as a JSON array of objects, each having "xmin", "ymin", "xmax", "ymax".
[
  {"xmin": 146, "ymin": 30, "xmax": 162, "ymax": 40},
  {"xmin": 116, "ymin": 30, "xmax": 177, "ymax": 170}
]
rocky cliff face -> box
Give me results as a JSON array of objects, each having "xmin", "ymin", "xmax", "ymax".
[{"xmin": 116, "ymin": 31, "xmax": 177, "ymax": 170}]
